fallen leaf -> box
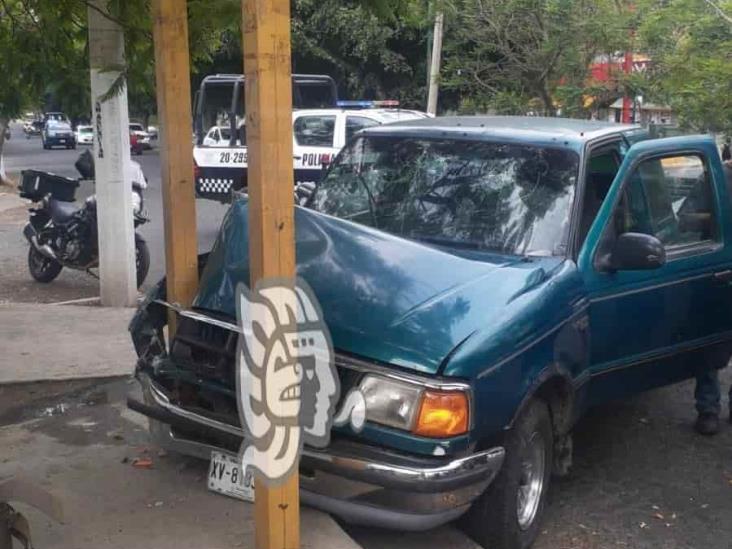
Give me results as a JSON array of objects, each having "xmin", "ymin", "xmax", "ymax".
[
  {"xmin": 639, "ymin": 522, "xmax": 648, "ymax": 529},
  {"xmin": 132, "ymin": 457, "xmax": 153, "ymax": 469},
  {"xmin": 154, "ymin": 501, "xmax": 164, "ymax": 507},
  {"xmin": 651, "ymin": 505, "xmax": 660, "ymax": 510},
  {"xmin": 653, "ymin": 513, "xmax": 665, "ymax": 520}
]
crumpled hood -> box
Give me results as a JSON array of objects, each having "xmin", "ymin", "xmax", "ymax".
[{"xmin": 194, "ymin": 199, "xmax": 563, "ymax": 374}]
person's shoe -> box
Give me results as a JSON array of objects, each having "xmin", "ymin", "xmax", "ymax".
[{"xmin": 695, "ymin": 413, "xmax": 720, "ymax": 435}]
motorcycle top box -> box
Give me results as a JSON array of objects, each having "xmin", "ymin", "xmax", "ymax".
[{"xmin": 19, "ymin": 170, "xmax": 79, "ymax": 203}]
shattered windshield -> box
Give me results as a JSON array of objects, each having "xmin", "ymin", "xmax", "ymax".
[{"xmin": 310, "ymin": 136, "xmax": 579, "ymax": 256}]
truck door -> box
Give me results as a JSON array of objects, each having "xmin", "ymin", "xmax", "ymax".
[
  {"xmin": 292, "ymin": 113, "xmax": 339, "ymax": 185},
  {"xmin": 578, "ymin": 136, "xmax": 732, "ymax": 400}
]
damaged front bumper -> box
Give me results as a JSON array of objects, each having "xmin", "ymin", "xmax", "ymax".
[{"xmin": 127, "ymin": 292, "xmax": 505, "ymax": 530}]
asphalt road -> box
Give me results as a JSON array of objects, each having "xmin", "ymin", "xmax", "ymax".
[
  {"xmin": 1, "ymin": 370, "xmax": 731, "ymax": 549},
  {"xmin": 1, "ymin": 121, "xmax": 229, "ymax": 302}
]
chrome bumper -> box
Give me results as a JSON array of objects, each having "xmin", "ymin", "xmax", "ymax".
[{"xmin": 129, "ymin": 374, "xmax": 505, "ymax": 530}]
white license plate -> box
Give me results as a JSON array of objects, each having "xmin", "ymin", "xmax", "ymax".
[{"xmin": 207, "ymin": 450, "xmax": 255, "ymax": 502}]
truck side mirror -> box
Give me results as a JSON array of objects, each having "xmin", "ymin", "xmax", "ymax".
[{"xmin": 601, "ymin": 232, "xmax": 666, "ymax": 272}]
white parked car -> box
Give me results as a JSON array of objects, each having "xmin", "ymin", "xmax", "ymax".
[
  {"xmin": 147, "ymin": 126, "xmax": 158, "ymax": 140},
  {"xmin": 129, "ymin": 123, "xmax": 152, "ymax": 149},
  {"xmin": 194, "ymin": 102, "xmax": 431, "ymax": 201},
  {"xmin": 75, "ymin": 125, "xmax": 94, "ymax": 145},
  {"xmin": 202, "ymin": 126, "xmax": 232, "ymax": 147}
]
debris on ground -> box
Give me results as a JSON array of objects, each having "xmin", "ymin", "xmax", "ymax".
[{"xmin": 131, "ymin": 457, "xmax": 153, "ymax": 469}]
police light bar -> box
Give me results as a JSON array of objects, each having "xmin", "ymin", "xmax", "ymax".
[{"xmin": 337, "ymin": 100, "xmax": 400, "ymax": 109}]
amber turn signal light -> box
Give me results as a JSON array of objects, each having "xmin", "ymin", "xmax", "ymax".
[{"xmin": 413, "ymin": 390, "xmax": 469, "ymax": 438}]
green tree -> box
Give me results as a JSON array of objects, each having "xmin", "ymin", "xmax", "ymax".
[
  {"xmin": 635, "ymin": 0, "xmax": 732, "ymax": 132},
  {"xmin": 442, "ymin": 0, "xmax": 632, "ymax": 116}
]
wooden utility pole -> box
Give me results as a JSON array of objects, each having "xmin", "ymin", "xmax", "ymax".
[
  {"xmin": 426, "ymin": 10, "xmax": 444, "ymax": 116},
  {"xmin": 241, "ymin": 1, "xmax": 299, "ymax": 548},
  {"xmin": 151, "ymin": 0, "xmax": 199, "ymax": 328},
  {"xmin": 88, "ymin": 0, "xmax": 137, "ymax": 307}
]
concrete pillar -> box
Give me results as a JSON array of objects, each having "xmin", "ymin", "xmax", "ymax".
[{"xmin": 87, "ymin": 0, "xmax": 137, "ymax": 307}]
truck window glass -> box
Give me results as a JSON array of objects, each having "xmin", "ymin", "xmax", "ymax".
[
  {"xmin": 294, "ymin": 116, "xmax": 336, "ymax": 147},
  {"xmin": 578, "ymin": 147, "xmax": 621, "ymax": 249},
  {"xmin": 311, "ymin": 136, "xmax": 579, "ymax": 256},
  {"xmin": 201, "ymin": 82, "xmax": 235, "ymax": 148},
  {"xmin": 615, "ymin": 155, "xmax": 717, "ymax": 248},
  {"xmin": 346, "ymin": 116, "xmax": 380, "ymax": 142}
]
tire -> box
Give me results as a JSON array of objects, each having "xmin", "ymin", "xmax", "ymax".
[
  {"xmin": 28, "ymin": 246, "xmax": 63, "ymax": 283},
  {"xmin": 135, "ymin": 235, "xmax": 150, "ymax": 288},
  {"xmin": 463, "ymin": 399, "xmax": 553, "ymax": 549}
]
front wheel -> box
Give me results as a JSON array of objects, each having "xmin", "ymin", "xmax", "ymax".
[
  {"xmin": 135, "ymin": 235, "xmax": 150, "ymax": 288},
  {"xmin": 462, "ymin": 399, "xmax": 553, "ymax": 549},
  {"xmin": 28, "ymin": 246, "xmax": 63, "ymax": 283}
]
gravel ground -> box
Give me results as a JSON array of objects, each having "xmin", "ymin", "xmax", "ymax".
[{"xmin": 348, "ymin": 369, "xmax": 732, "ymax": 549}]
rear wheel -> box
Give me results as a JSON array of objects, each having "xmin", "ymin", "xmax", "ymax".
[
  {"xmin": 28, "ymin": 246, "xmax": 63, "ymax": 283},
  {"xmin": 463, "ymin": 399, "xmax": 553, "ymax": 549},
  {"xmin": 135, "ymin": 235, "xmax": 150, "ymax": 288}
]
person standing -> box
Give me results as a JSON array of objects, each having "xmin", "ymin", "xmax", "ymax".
[
  {"xmin": 694, "ymin": 162, "xmax": 732, "ymax": 435},
  {"xmin": 694, "ymin": 353, "xmax": 732, "ymax": 435},
  {"xmin": 721, "ymin": 138, "xmax": 731, "ymax": 163}
]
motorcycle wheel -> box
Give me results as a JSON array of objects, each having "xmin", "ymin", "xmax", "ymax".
[
  {"xmin": 135, "ymin": 235, "xmax": 150, "ymax": 288},
  {"xmin": 28, "ymin": 246, "xmax": 63, "ymax": 283}
]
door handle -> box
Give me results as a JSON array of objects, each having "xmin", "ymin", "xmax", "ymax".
[{"xmin": 713, "ymin": 270, "xmax": 732, "ymax": 284}]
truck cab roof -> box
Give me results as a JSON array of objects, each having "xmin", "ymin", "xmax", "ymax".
[{"xmin": 361, "ymin": 116, "xmax": 643, "ymax": 151}]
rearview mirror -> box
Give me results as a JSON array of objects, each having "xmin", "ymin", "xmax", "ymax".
[{"xmin": 603, "ymin": 232, "xmax": 666, "ymax": 272}]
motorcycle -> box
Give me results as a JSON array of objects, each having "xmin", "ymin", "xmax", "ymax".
[{"xmin": 21, "ymin": 150, "xmax": 150, "ymax": 286}]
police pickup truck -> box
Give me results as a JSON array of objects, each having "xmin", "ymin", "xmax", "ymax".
[{"xmin": 194, "ymin": 101, "xmax": 429, "ymax": 202}]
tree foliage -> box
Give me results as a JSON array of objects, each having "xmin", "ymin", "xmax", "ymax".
[
  {"xmin": 635, "ymin": 0, "xmax": 732, "ymax": 132},
  {"xmin": 442, "ymin": 0, "xmax": 633, "ymax": 115}
]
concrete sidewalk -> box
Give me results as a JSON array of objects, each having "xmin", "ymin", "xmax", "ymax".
[
  {"xmin": 0, "ymin": 302, "xmax": 364, "ymax": 549},
  {"xmin": 0, "ymin": 302, "xmax": 136, "ymax": 384},
  {"xmin": 1, "ymin": 379, "xmax": 362, "ymax": 549}
]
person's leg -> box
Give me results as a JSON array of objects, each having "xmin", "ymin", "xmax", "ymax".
[
  {"xmin": 695, "ymin": 367, "xmax": 721, "ymax": 415},
  {"xmin": 695, "ymin": 366, "xmax": 721, "ymax": 435}
]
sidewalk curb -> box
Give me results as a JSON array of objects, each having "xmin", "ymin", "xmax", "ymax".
[{"xmin": 0, "ymin": 303, "xmax": 136, "ymax": 384}]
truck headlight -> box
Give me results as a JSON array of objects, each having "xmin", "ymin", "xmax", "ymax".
[
  {"xmin": 359, "ymin": 375, "xmax": 423, "ymax": 431},
  {"xmin": 358, "ymin": 375, "xmax": 470, "ymax": 437}
]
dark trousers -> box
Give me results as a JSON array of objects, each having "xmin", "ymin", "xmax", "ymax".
[
  {"xmin": 695, "ymin": 368, "xmax": 732, "ymax": 415},
  {"xmin": 695, "ymin": 347, "xmax": 732, "ymax": 415}
]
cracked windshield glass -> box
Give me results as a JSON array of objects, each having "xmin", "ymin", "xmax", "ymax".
[{"xmin": 312, "ymin": 136, "xmax": 579, "ymax": 256}]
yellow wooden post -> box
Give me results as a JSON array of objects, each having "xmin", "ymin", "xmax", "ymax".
[
  {"xmin": 151, "ymin": 0, "xmax": 199, "ymax": 330},
  {"xmin": 241, "ymin": 1, "xmax": 300, "ymax": 548}
]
